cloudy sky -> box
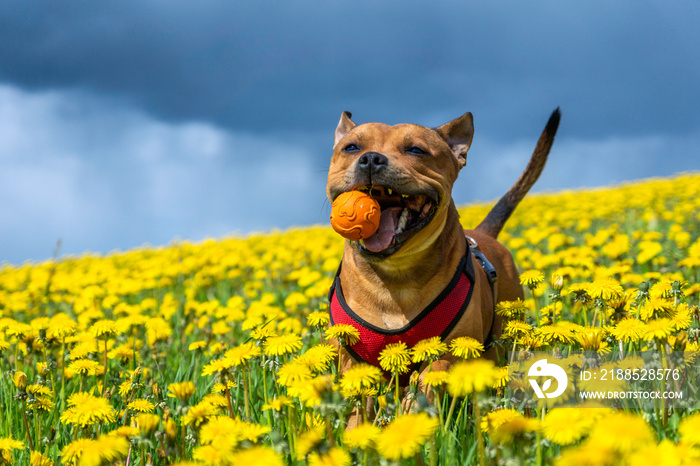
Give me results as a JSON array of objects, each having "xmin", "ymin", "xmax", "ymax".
[{"xmin": 1, "ymin": 1, "xmax": 699, "ymax": 264}]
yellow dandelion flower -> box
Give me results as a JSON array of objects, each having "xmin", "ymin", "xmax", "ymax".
[
  {"xmin": 670, "ymin": 303, "xmax": 692, "ymax": 331},
  {"xmin": 490, "ymin": 417, "xmax": 540, "ymax": 445},
  {"xmin": 128, "ymin": 398, "xmax": 155, "ymax": 413},
  {"xmin": 503, "ymin": 321, "xmax": 533, "ymax": 339},
  {"xmin": 192, "ymin": 445, "xmax": 234, "ymax": 466},
  {"xmin": 277, "ymin": 360, "xmax": 313, "ymax": 387},
  {"xmin": 224, "ymin": 341, "xmax": 262, "ymax": 366},
  {"xmin": 423, "ymin": 370, "xmax": 449, "ymax": 387},
  {"xmin": 576, "ymin": 327, "xmax": 608, "ymax": 351},
  {"xmin": 109, "ymin": 426, "xmax": 141, "ymax": 438},
  {"xmin": 449, "ymin": 336, "xmax": 484, "ymax": 359},
  {"xmin": 250, "ymin": 325, "xmax": 276, "ymax": 341},
  {"xmin": 325, "ymin": 324, "xmax": 360, "ymax": 345},
  {"xmin": 211, "ymin": 381, "xmax": 236, "ymax": 394},
  {"xmin": 168, "ymin": 381, "xmax": 196, "ymax": 403},
  {"xmin": 678, "ymin": 412, "xmax": 700, "ymax": 447},
  {"xmin": 375, "ymin": 412, "xmax": 439, "ymax": 461},
  {"xmin": 308, "ymin": 447, "xmax": 352, "ymax": 466},
  {"xmin": 289, "ymin": 374, "xmax": 334, "ymax": 408},
  {"xmin": 296, "ymin": 426, "xmax": 325, "ymax": 460},
  {"xmin": 135, "ymin": 413, "xmax": 160, "ymax": 436},
  {"xmin": 610, "ymin": 317, "xmax": 645, "ymax": 343},
  {"xmin": 411, "ymin": 336, "xmax": 447, "ymax": 363},
  {"xmin": 61, "ymin": 438, "xmax": 93, "ymax": 465},
  {"xmin": 343, "ymin": 423, "xmax": 381, "ymax": 450},
  {"xmin": 30, "ymin": 451, "xmax": 52, "ymax": 466},
  {"xmin": 495, "ymin": 299, "xmax": 530, "ymax": 318},
  {"xmin": 60, "ymin": 393, "xmax": 115, "ymax": 427},
  {"xmin": 262, "ymin": 396, "xmax": 293, "ymax": 412},
  {"xmin": 263, "ymin": 333, "xmax": 303, "ymax": 356},
  {"xmin": 587, "ymin": 277, "xmax": 624, "ymax": 301},
  {"xmin": 520, "ymin": 270, "xmax": 545, "ymax": 287},
  {"xmin": 68, "ymin": 358, "xmax": 101, "ymax": 376},
  {"xmin": 307, "ymin": 311, "xmax": 330, "ymax": 328},
  {"xmin": 378, "ymin": 342, "xmax": 411, "ymax": 374},
  {"xmin": 0, "ymin": 437, "xmax": 24, "ymax": 453},
  {"xmin": 640, "ymin": 298, "xmax": 673, "ymax": 321},
  {"xmin": 182, "ymin": 400, "xmax": 222, "ymax": 428},
  {"xmin": 586, "ymin": 412, "xmax": 654, "ymax": 453},
  {"xmin": 188, "ymin": 340, "xmax": 207, "ymax": 351},
  {"xmin": 481, "ymin": 408, "xmax": 523, "ymax": 433},
  {"xmin": 297, "ymin": 344, "xmax": 337, "ymax": 372},
  {"xmin": 492, "ymin": 366, "xmax": 510, "ymax": 389},
  {"xmin": 447, "ymin": 359, "xmax": 497, "ymax": 397},
  {"xmin": 643, "ymin": 318, "xmax": 674, "ymax": 341},
  {"xmin": 541, "ymin": 407, "xmax": 598, "ymax": 445},
  {"xmin": 230, "ymin": 446, "xmax": 284, "ymax": 466},
  {"xmin": 201, "ymin": 357, "xmax": 232, "ymax": 377},
  {"xmin": 340, "ymin": 363, "xmax": 383, "ymax": 396},
  {"xmin": 536, "ymin": 324, "xmax": 574, "ymax": 345},
  {"xmin": 90, "ymin": 319, "xmax": 118, "ymax": 338}
]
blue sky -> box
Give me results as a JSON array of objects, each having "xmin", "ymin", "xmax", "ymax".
[{"xmin": 1, "ymin": 1, "xmax": 699, "ymax": 264}]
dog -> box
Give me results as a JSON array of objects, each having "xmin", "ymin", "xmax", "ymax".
[{"xmin": 326, "ymin": 108, "xmax": 560, "ymax": 410}]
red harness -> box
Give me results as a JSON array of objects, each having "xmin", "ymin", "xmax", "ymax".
[{"xmin": 328, "ymin": 246, "xmax": 478, "ymax": 384}]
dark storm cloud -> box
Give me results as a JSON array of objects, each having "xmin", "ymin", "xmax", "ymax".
[
  {"xmin": 1, "ymin": 1, "xmax": 699, "ymax": 263},
  {"xmin": 2, "ymin": 1, "xmax": 699, "ymax": 141}
]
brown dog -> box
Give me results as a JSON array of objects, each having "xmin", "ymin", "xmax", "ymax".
[{"xmin": 326, "ymin": 108, "xmax": 560, "ymax": 399}]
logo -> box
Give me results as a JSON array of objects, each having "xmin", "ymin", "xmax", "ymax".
[{"xmin": 528, "ymin": 358, "xmax": 568, "ymax": 399}]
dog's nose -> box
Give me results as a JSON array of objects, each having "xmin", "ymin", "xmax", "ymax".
[{"xmin": 357, "ymin": 152, "xmax": 388, "ymax": 173}]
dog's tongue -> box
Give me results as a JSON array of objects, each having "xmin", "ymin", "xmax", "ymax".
[{"xmin": 362, "ymin": 207, "xmax": 402, "ymax": 252}]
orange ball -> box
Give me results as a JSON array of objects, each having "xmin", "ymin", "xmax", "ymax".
[{"xmin": 330, "ymin": 191, "xmax": 381, "ymax": 241}]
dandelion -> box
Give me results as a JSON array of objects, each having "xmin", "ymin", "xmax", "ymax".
[
  {"xmin": 229, "ymin": 446, "xmax": 284, "ymax": 466},
  {"xmin": 250, "ymin": 325, "xmax": 276, "ymax": 341},
  {"xmin": 503, "ymin": 321, "xmax": 533, "ymax": 339},
  {"xmin": 308, "ymin": 447, "xmax": 352, "ymax": 466},
  {"xmin": 422, "ymin": 370, "xmax": 449, "ymax": 388},
  {"xmin": 340, "ymin": 363, "xmax": 383, "ymax": 393},
  {"xmin": 536, "ymin": 324, "xmax": 574, "ymax": 345},
  {"xmin": 378, "ymin": 342, "xmax": 411, "ymax": 374},
  {"xmin": 307, "ymin": 311, "xmax": 330, "ymax": 328},
  {"xmin": 343, "ymin": 423, "xmax": 381, "ymax": 450},
  {"xmin": 168, "ymin": 381, "xmax": 196, "ymax": 403},
  {"xmin": 263, "ymin": 333, "xmax": 303, "ymax": 356},
  {"xmin": 60, "ymin": 438, "xmax": 93, "ymax": 465},
  {"xmin": 449, "ymin": 336, "xmax": 484, "ymax": 359},
  {"xmin": 520, "ymin": 270, "xmax": 545, "ymax": 287},
  {"xmin": 135, "ymin": 413, "xmax": 160, "ymax": 436},
  {"xmin": 188, "ymin": 340, "xmax": 207, "ymax": 351},
  {"xmin": 586, "ymin": 412, "xmax": 654, "ymax": 453},
  {"xmin": 541, "ymin": 407, "xmax": 598, "ymax": 445},
  {"xmin": 643, "ymin": 318, "xmax": 675, "ymax": 341},
  {"xmin": 495, "ymin": 299, "xmax": 530, "ymax": 318},
  {"xmin": 587, "ymin": 277, "xmax": 624, "ymax": 302},
  {"xmin": 678, "ymin": 412, "xmax": 700, "ymax": 446},
  {"xmin": 611, "ymin": 318, "xmax": 646, "ymax": 343},
  {"xmin": 182, "ymin": 400, "xmax": 222, "ymax": 428},
  {"xmin": 262, "ymin": 396, "xmax": 293, "ymax": 412},
  {"xmin": 411, "ymin": 336, "xmax": 447, "ymax": 363},
  {"xmin": 277, "ymin": 360, "xmax": 313, "ymax": 386},
  {"xmin": 447, "ymin": 359, "xmax": 497, "ymax": 397},
  {"xmin": 297, "ymin": 344, "xmax": 337, "ymax": 372},
  {"xmin": 60, "ymin": 393, "xmax": 115, "ymax": 427},
  {"xmin": 0, "ymin": 438, "xmax": 24, "ymax": 455},
  {"xmin": 480, "ymin": 408, "xmax": 524, "ymax": 433},
  {"xmin": 30, "ymin": 451, "xmax": 52, "ymax": 466},
  {"xmin": 90, "ymin": 319, "xmax": 118, "ymax": 338},
  {"xmin": 489, "ymin": 417, "xmax": 540, "ymax": 445},
  {"xmin": 325, "ymin": 324, "xmax": 360, "ymax": 346},
  {"xmin": 296, "ymin": 426, "xmax": 325, "ymax": 460},
  {"xmin": 576, "ymin": 327, "xmax": 609, "ymax": 352},
  {"xmin": 375, "ymin": 412, "xmax": 439, "ymax": 461},
  {"xmin": 127, "ymin": 398, "xmax": 155, "ymax": 413},
  {"xmin": 224, "ymin": 341, "xmax": 262, "ymax": 366}
]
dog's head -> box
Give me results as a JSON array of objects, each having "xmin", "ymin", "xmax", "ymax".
[{"xmin": 327, "ymin": 111, "xmax": 474, "ymax": 260}]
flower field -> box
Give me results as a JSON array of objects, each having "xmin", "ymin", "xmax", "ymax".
[{"xmin": 1, "ymin": 172, "xmax": 700, "ymax": 465}]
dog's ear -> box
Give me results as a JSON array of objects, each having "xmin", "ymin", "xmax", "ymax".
[
  {"xmin": 334, "ymin": 111, "xmax": 356, "ymax": 148},
  {"xmin": 434, "ymin": 112, "xmax": 474, "ymax": 168}
]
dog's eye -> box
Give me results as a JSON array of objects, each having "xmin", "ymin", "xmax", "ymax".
[
  {"xmin": 343, "ymin": 143, "xmax": 361, "ymax": 153},
  {"xmin": 406, "ymin": 146, "xmax": 428, "ymax": 156}
]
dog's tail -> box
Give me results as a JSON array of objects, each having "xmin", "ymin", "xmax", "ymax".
[{"xmin": 475, "ymin": 108, "xmax": 561, "ymax": 239}]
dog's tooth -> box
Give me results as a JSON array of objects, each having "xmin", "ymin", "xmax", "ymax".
[
  {"xmin": 396, "ymin": 209, "xmax": 409, "ymax": 234},
  {"xmin": 401, "ymin": 194, "xmax": 409, "ymax": 199},
  {"xmin": 387, "ymin": 188, "xmax": 393, "ymax": 196}
]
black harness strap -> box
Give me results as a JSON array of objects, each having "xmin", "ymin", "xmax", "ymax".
[{"xmin": 465, "ymin": 235, "xmax": 498, "ymax": 349}]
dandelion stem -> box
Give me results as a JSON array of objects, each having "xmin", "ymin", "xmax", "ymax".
[
  {"xmin": 473, "ymin": 394, "xmax": 485, "ymax": 466},
  {"xmin": 224, "ymin": 377, "xmax": 235, "ymax": 419},
  {"xmin": 22, "ymin": 400, "xmax": 35, "ymax": 451},
  {"xmin": 102, "ymin": 338, "xmax": 109, "ymax": 397},
  {"xmin": 444, "ymin": 395, "xmax": 458, "ymax": 429}
]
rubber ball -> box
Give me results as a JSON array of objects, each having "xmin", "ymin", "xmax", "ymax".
[{"xmin": 330, "ymin": 190, "xmax": 381, "ymax": 241}]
